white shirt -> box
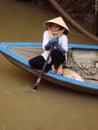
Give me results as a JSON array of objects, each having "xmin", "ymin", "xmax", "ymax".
[{"xmin": 41, "ymin": 30, "xmax": 68, "ymax": 63}]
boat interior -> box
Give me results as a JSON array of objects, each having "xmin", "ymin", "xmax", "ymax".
[
  {"xmin": 6, "ymin": 45, "xmax": 98, "ymax": 85},
  {"xmin": 66, "ymin": 48, "xmax": 98, "ymax": 84}
]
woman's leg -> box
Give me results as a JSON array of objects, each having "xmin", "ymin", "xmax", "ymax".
[
  {"xmin": 51, "ymin": 50, "xmax": 65, "ymax": 74},
  {"xmin": 51, "ymin": 64, "xmax": 57, "ymax": 73},
  {"xmin": 57, "ymin": 64, "xmax": 63, "ymax": 75},
  {"xmin": 51, "ymin": 50, "xmax": 65, "ymax": 68},
  {"xmin": 29, "ymin": 55, "xmax": 51, "ymax": 72}
]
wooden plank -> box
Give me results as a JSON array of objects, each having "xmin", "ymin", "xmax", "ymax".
[{"xmin": 7, "ymin": 46, "xmax": 43, "ymax": 60}]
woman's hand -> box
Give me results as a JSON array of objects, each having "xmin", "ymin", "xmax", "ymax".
[
  {"xmin": 45, "ymin": 36, "xmax": 59, "ymax": 50},
  {"xmin": 49, "ymin": 36, "xmax": 59, "ymax": 45},
  {"xmin": 55, "ymin": 44, "xmax": 66, "ymax": 55}
]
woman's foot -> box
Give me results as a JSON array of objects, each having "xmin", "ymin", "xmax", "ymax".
[
  {"xmin": 51, "ymin": 64, "xmax": 57, "ymax": 73},
  {"xmin": 57, "ymin": 64, "xmax": 63, "ymax": 75}
]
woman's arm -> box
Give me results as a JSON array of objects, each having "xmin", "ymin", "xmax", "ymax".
[
  {"xmin": 55, "ymin": 34, "xmax": 68, "ymax": 55},
  {"xmin": 42, "ymin": 31, "xmax": 50, "ymax": 50},
  {"xmin": 42, "ymin": 31, "xmax": 59, "ymax": 50}
]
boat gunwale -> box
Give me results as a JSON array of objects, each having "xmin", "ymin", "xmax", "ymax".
[{"xmin": 1, "ymin": 42, "xmax": 98, "ymax": 49}]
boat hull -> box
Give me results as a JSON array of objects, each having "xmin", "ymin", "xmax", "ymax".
[{"xmin": 0, "ymin": 42, "xmax": 98, "ymax": 94}]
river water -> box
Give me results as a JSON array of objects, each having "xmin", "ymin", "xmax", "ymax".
[{"xmin": 0, "ymin": 0, "xmax": 98, "ymax": 130}]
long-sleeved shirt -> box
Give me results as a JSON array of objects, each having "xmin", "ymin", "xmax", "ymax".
[{"xmin": 41, "ymin": 30, "xmax": 68, "ymax": 63}]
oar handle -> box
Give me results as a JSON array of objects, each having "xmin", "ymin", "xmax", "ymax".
[{"xmin": 34, "ymin": 45, "xmax": 54, "ymax": 90}]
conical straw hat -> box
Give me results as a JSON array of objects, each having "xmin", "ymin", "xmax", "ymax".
[
  {"xmin": 44, "ymin": 16, "xmax": 70, "ymax": 34},
  {"xmin": 63, "ymin": 68, "xmax": 84, "ymax": 82}
]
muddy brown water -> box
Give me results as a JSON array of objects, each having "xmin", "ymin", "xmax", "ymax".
[{"xmin": 0, "ymin": 0, "xmax": 98, "ymax": 130}]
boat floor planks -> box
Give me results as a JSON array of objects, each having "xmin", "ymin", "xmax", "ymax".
[{"xmin": 7, "ymin": 46, "xmax": 43, "ymax": 60}]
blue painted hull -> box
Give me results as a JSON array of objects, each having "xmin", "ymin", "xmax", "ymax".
[{"xmin": 0, "ymin": 42, "xmax": 98, "ymax": 94}]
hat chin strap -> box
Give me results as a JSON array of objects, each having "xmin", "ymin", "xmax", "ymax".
[{"xmin": 48, "ymin": 27, "xmax": 65, "ymax": 37}]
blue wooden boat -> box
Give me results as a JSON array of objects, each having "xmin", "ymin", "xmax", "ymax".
[{"xmin": 0, "ymin": 42, "xmax": 98, "ymax": 94}]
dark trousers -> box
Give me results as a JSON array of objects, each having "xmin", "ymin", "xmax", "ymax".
[
  {"xmin": 29, "ymin": 50, "xmax": 65, "ymax": 72},
  {"xmin": 51, "ymin": 50, "xmax": 65, "ymax": 69},
  {"xmin": 29, "ymin": 55, "xmax": 51, "ymax": 72}
]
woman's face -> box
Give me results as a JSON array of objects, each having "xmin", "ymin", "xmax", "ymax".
[{"xmin": 50, "ymin": 23, "xmax": 61, "ymax": 32}]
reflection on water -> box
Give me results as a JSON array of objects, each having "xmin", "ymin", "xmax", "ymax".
[{"xmin": 0, "ymin": 0, "xmax": 98, "ymax": 130}]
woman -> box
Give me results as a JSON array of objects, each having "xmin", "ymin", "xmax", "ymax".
[{"xmin": 29, "ymin": 16, "xmax": 70, "ymax": 75}]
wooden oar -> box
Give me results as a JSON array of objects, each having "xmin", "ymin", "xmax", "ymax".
[{"xmin": 34, "ymin": 45, "xmax": 54, "ymax": 90}]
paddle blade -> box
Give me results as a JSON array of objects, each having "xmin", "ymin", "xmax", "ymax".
[{"xmin": 34, "ymin": 77, "xmax": 41, "ymax": 90}]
